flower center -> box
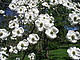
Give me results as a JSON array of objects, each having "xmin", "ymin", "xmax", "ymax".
[
  {"xmin": 71, "ymin": 35, "xmax": 75, "ymax": 40},
  {"xmin": 40, "ymin": 23, "xmax": 43, "ymax": 27},
  {"xmin": 50, "ymin": 31, "xmax": 53, "ymax": 35},
  {"xmin": 50, "ymin": 20, "xmax": 52, "ymax": 23},
  {"xmin": 72, "ymin": 51, "xmax": 75, "ymax": 55},
  {"xmin": 74, "ymin": 17, "xmax": 77, "ymax": 21},
  {"xmin": 17, "ymin": 30, "xmax": 20, "ymax": 34},
  {"xmin": 20, "ymin": 9, "xmax": 22, "ymax": 11},
  {"xmin": 32, "ymin": 38, "xmax": 35, "ymax": 42},
  {"xmin": 21, "ymin": 44, "xmax": 24, "ymax": 47},
  {"xmin": 13, "ymin": 23, "xmax": 15, "ymax": 26}
]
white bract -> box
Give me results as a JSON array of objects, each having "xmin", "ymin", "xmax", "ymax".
[
  {"xmin": 35, "ymin": 19, "xmax": 44, "ymax": 31},
  {"xmin": 12, "ymin": 27, "xmax": 24, "ymax": 37},
  {"xmin": 17, "ymin": 39, "xmax": 29, "ymax": 51},
  {"xmin": 28, "ymin": 53, "xmax": 35, "ymax": 60},
  {"xmin": 17, "ymin": 6, "xmax": 27, "ymax": 13},
  {"xmin": 49, "ymin": 0, "xmax": 59, "ymax": 5},
  {"xmin": 66, "ymin": 30, "xmax": 80, "ymax": 43},
  {"xmin": 27, "ymin": 34, "xmax": 39, "ymax": 44},
  {"xmin": 69, "ymin": 11, "xmax": 80, "ymax": 25},
  {"xmin": 0, "ymin": 10, "xmax": 5, "ymax": 14},
  {"xmin": 42, "ymin": 2, "xmax": 50, "ymax": 8},
  {"xmin": 9, "ymin": 46, "xmax": 18, "ymax": 54},
  {"xmin": 45, "ymin": 26, "xmax": 59, "ymax": 39},
  {"xmin": 0, "ymin": 29, "xmax": 10, "ymax": 40},
  {"xmin": 0, "ymin": 51, "xmax": 9, "ymax": 60},
  {"xmin": 9, "ymin": 18, "xmax": 19, "ymax": 29},
  {"xmin": 67, "ymin": 47, "xmax": 80, "ymax": 60},
  {"xmin": 9, "ymin": 3, "xmax": 17, "ymax": 10}
]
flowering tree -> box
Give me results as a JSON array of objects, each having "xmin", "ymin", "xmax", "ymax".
[{"xmin": 0, "ymin": 0, "xmax": 80, "ymax": 60}]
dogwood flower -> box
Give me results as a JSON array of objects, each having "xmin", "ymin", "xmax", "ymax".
[
  {"xmin": 0, "ymin": 29, "xmax": 10, "ymax": 40},
  {"xmin": 9, "ymin": 18, "xmax": 19, "ymax": 29},
  {"xmin": 0, "ymin": 10, "xmax": 5, "ymax": 14},
  {"xmin": 35, "ymin": 19, "xmax": 44, "ymax": 31},
  {"xmin": 0, "ymin": 51, "xmax": 9, "ymax": 60},
  {"xmin": 66, "ymin": 30, "xmax": 80, "ymax": 43},
  {"xmin": 9, "ymin": 46, "xmax": 18, "ymax": 54},
  {"xmin": 17, "ymin": 6, "xmax": 27, "ymax": 13},
  {"xmin": 67, "ymin": 47, "xmax": 80, "ymax": 60},
  {"xmin": 9, "ymin": 3, "xmax": 17, "ymax": 10},
  {"xmin": 28, "ymin": 53, "xmax": 35, "ymax": 60},
  {"xmin": 42, "ymin": 2, "xmax": 50, "ymax": 8},
  {"xmin": 28, "ymin": 1, "xmax": 37, "ymax": 8},
  {"xmin": 69, "ymin": 11, "xmax": 80, "ymax": 25},
  {"xmin": 12, "ymin": 27, "xmax": 24, "ymax": 37},
  {"xmin": 17, "ymin": 39, "xmax": 29, "ymax": 51},
  {"xmin": 27, "ymin": 34, "xmax": 39, "ymax": 44},
  {"xmin": 45, "ymin": 26, "xmax": 59, "ymax": 39}
]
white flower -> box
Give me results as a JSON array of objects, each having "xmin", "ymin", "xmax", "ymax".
[
  {"xmin": 12, "ymin": 27, "xmax": 24, "ymax": 37},
  {"xmin": 67, "ymin": 47, "xmax": 80, "ymax": 60},
  {"xmin": 9, "ymin": 46, "xmax": 18, "ymax": 54},
  {"xmin": 28, "ymin": 53, "xmax": 35, "ymax": 60},
  {"xmin": 17, "ymin": 39, "xmax": 29, "ymax": 51},
  {"xmin": 63, "ymin": 2, "xmax": 76, "ymax": 9},
  {"xmin": 17, "ymin": 6, "xmax": 27, "ymax": 13},
  {"xmin": 27, "ymin": 34, "xmax": 39, "ymax": 44},
  {"xmin": 9, "ymin": 3, "xmax": 17, "ymax": 10},
  {"xmin": 69, "ymin": 11, "xmax": 80, "ymax": 25},
  {"xmin": 16, "ymin": 58, "xmax": 20, "ymax": 60},
  {"xmin": 28, "ymin": 1, "xmax": 37, "ymax": 8},
  {"xmin": 42, "ymin": 2, "xmax": 50, "ymax": 8},
  {"xmin": 49, "ymin": 0, "xmax": 58, "ymax": 5},
  {"xmin": 0, "ymin": 51, "xmax": 9, "ymax": 60},
  {"xmin": 16, "ymin": 1, "xmax": 25, "ymax": 6},
  {"xmin": 37, "ymin": 14, "xmax": 54, "ymax": 29},
  {"xmin": 66, "ymin": 30, "xmax": 80, "ymax": 43},
  {"xmin": 0, "ymin": 10, "xmax": 5, "ymax": 14},
  {"xmin": 1, "ymin": 47, "xmax": 7, "ymax": 51},
  {"xmin": 45, "ymin": 26, "xmax": 59, "ymax": 39},
  {"xmin": 25, "ymin": 11, "xmax": 35, "ymax": 22},
  {"xmin": 0, "ymin": 29, "xmax": 10, "ymax": 40},
  {"xmin": 9, "ymin": 18, "xmax": 19, "ymax": 29},
  {"xmin": 38, "ymin": 14, "xmax": 50, "ymax": 21},
  {"xmin": 29, "ymin": 8, "xmax": 39, "ymax": 17},
  {"xmin": 44, "ymin": 17, "xmax": 54, "ymax": 29},
  {"xmin": 35, "ymin": 20, "xmax": 44, "ymax": 31}
]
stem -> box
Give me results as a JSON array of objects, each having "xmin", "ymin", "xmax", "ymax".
[{"xmin": 22, "ymin": 51, "xmax": 26, "ymax": 60}]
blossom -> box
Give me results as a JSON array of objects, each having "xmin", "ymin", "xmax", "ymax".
[
  {"xmin": 17, "ymin": 39, "xmax": 29, "ymax": 51},
  {"xmin": 67, "ymin": 47, "xmax": 80, "ymax": 60},
  {"xmin": 49, "ymin": 0, "xmax": 59, "ymax": 5},
  {"xmin": 66, "ymin": 30, "xmax": 80, "ymax": 43},
  {"xmin": 45, "ymin": 26, "xmax": 59, "ymax": 39},
  {"xmin": 17, "ymin": 6, "xmax": 27, "ymax": 13},
  {"xmin": 0, "ymin": 29, "xmax": 10, "ymax": 40},
  {"xmin": 28, "ymin": 1, "xmax": 37, "ymax": 8},
  {"xmin": 0, "ymin": 51, "xmax": 9, "ymax": 60},
  {"xmin": 12, "ymin": 27, "xmax": 24, "ymax": 37},
  {"xmin": 35, "ymin": 19, "xmax": 44, "ymax": 31},
  {"xmin": 42, "ymin": 2, "xmax": 50, "ymax": 8},
  {"xmin": 27, "ymin": 34, "xmax": 39, "ymax": 44},
  {"xmin": 0, "ymin": 10, "xmax": 5, "ymax": 14},
  {"xmin": 9, "ymin": 3, "xmax": 17, "ymax": 10},
  {"xmin": 69, "ymin": 11, "xmax": 80, "ymax": 25},
  {"xmin": 9, "ymin": 18, "xmax": 19, "ymax": 29},
  {"xmin": 9, "ymin": 46, "xmax": 18, "ymax": 54},
  {"xmin": 28, "ymin": 53, "xmax": 35, "ymax": 60}
]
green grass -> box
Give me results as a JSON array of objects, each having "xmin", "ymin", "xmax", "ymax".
[{"xmin": 49, "ymin": 49, "xmax": 70, "ymax": 60}]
